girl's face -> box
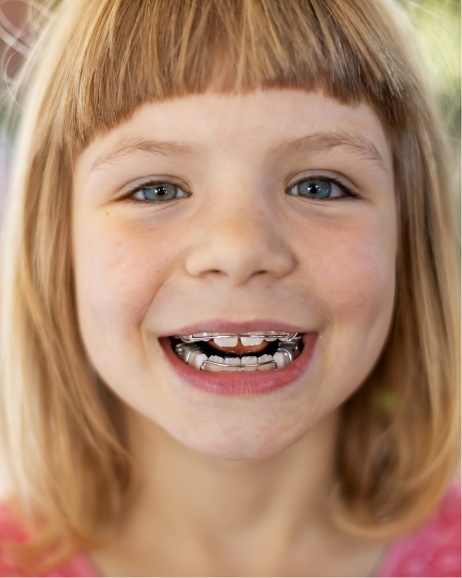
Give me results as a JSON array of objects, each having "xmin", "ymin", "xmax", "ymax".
[{"xmin": 73, "ymin": 89, "xmax": 397, "ymax": 460}]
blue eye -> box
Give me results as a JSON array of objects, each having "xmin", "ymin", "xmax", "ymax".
[
  {"xmin": 131, "ymin": 182, "xmax": 189, "ymax": 203},
  {"xmin": 287, "ymin": 178, "xmax": 349, "ymax": 200}
]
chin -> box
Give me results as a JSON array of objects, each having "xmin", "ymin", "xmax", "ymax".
[{"xmin": 169, "ymin": 420, "xmax": 310, "ymax": 463}]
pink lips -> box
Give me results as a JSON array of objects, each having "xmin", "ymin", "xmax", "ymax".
[{"xmin": 160, "ymin": 332, "xmax": 317, "ymax": 396}]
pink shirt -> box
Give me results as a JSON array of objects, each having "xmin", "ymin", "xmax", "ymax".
[{"xmin": 0, "ymin": 485, "xmax": 460, "ymax": 577}]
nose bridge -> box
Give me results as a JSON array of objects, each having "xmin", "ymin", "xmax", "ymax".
[
  {"xmin": 215, "ymin": 200, "xmax": 269, "ymax": 244},
  {"xmin": 208, "ymin": 207, "xmax": 270, "ymax": 257},
  {"xmin": 185, "ymin": 191, "xmax": 296, "ymax": 286}
]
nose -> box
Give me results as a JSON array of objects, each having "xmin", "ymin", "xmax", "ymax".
[{"xmin": 185, "ymin": 207, "xmax": 296, "ymax": 287}]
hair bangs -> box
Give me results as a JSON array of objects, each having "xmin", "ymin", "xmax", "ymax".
[{"xmin": 40, "ymin": 0, "xmax": 413, "ymax": 149}]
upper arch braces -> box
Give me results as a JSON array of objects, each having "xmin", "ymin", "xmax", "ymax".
[{"xmin": 175, "ymin": 331, "xmax": 302, "ymax": 343}]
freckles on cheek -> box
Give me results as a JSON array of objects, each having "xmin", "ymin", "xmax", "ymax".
[
  {"xmin": 76, "ymin": 232, "xmax": 163, "ymax": 325},
  {"xmin": 316, "ymin": 222, "xmax": 396, "ymax": 317}
]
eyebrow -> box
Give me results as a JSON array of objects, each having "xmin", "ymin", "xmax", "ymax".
[
  {"xmin": 273, "ymin": 131, "xmax": 386, "ymax": 171},
  {"xmin": 89, "ymin": 137, "xmax": 196, "ymax": 174},
  {"xmin": 88, "ymin": 130, "xmax": 386, "ymax": 176}
]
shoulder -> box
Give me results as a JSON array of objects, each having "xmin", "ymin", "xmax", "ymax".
[
  {"xmin": 0, "ymin": 502, "xmax": 98, "ymax": 577},
  {"xmin": 377, "ymin": 483, "xmax": 461, "ymax": 577},
  {"xmin": 0, "ymin": 500, "xmax": 29, "ymax": 576}
]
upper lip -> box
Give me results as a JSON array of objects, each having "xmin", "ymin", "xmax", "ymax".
[{"xmin": 159, "ymin": 320, "xmax": 309, "ymax": 337}]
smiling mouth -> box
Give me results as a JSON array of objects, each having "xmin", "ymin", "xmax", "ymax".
[{"xmin": 170, "ymin": 331, "xmax": 304, "ymax": 372}]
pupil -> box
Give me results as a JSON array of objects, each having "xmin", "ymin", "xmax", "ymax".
[
  {"xmin": 301, "ymin": 180, "xmax": 330, "ymax": 198},
  {"xmin": 141, "ymin": 184, "xmax": 177, "ymax": 201},
  {"xmin": 157, "ymin": 186, "xmax": 168, "ymax": 196}
]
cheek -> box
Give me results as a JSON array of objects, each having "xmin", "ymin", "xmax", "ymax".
[
  {"xmin": 326, "ymin": 235, "xmax": 395, "ymax": 317},
  {"xmin": 298, "ymin": 212, "xmax": 397, "ymax": 400},
  {"xmin": 307, "ymin": 214, "xmax": 397, "ymax": 319},
  {"xmin": 324, "ymin": 241, "xmax": 395, "ymax": 394},
  {"xmin": 73, "ymin": 221, "xmax": 174, "ymax": 336}
]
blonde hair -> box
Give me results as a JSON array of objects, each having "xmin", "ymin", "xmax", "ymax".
[{"xmin": 0, "ymin": 0, "xmax": 459, "ymax": 569}]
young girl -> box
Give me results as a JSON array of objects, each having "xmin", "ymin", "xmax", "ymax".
[{"xmin": 0, "ymin": 0, "xmax": 459, "ymax": 576}]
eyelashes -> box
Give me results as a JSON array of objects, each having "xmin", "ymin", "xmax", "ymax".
[
  {"xmin": 286, "ymin": 175, "xmax": 355, "ymax": 200},
  {"xmin": 129, "ymin": 181, "xmax": 190, "ymax": 203},
  {"xmin": 123, "ymin": 173, "xmax": 357, "ymax": 205}
]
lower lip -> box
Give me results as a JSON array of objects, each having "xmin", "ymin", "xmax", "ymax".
[{"xmin": 161, "ymin": 334, "xmax": 317, "ymax": 396}]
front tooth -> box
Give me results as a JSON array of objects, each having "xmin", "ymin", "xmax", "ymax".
[
  {"xmin": 240, "ymin": 336, "xmax": 264, "ymax": 346},
  {"xmin": 241, "ymin": 356, "xmax": 258, "ymax": 365},
  {"xmin": 213, "ymin": 336, "xmax": 239, "ymax": 347},
  {"xmin": 224, "ymin": 357, "xmax": 240, "ymax": 365}
]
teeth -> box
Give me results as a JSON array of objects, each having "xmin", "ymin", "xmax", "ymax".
[
  {"xmin": 189, "ymin": 351, "xmax": 207, "ymax": 370},
  {"xmin": 176, "ymin": 331, "xmax": 302, "ymax": 343},
  {"xmin": 257, "ymin": 362, "xmax": 275, "ymax": 371},
  {"xmin": 241, "ymin": 356, "xmax": 258, "ymax": 365},
  {"xmin": 207, "ymin": 361, "xmax": 225, "ymax": 372},
  {"xmin": 274, "ymin": 351, "xmax": 288, "ymax": 369},
  {"xmin": 213, "ymin": 336, "xmax": 239, "ymax": 347},
  {"xmin": 240, "ymin": 336, "xmax": 264, "ymax": 346},
  {"xmin": 224, "ymin": 357, "xmax": 241, "ymax": 365},
  {"xmin": 174, "ymin": 342, "xmax": 301, "ymax": 372},
  {"xmin": 200, "ymin": 359, "xmax": 277, "ymax": 372}
]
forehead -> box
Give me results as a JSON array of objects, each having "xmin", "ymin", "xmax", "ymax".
[{"xmin": 77, "ymin": 89, "xmax": 392, "ymax": 180}]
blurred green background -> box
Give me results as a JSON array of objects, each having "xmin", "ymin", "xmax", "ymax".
[
  {"xmin": 400, "ymin": 0, "xmax": 460, "ymax": 131},
  {"xmin": 400, "ymin": 0, "xmax": 461, "ymax": 204}
]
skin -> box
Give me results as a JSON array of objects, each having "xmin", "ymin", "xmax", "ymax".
[{"xmin": 72, "ymin": 89, "xmax": 397, "ymax": 576}]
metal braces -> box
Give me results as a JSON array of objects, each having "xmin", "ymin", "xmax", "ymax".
[
  {"xmin": 175, "ymin": 332, "xmax": 302, "ymax": 343},
  {"xmin": 174, "ymin": 341, "xmax": 300, "ymax": 370},
  {"xmin": 200, "ymin": 359, "xmax": 277, "ymax": 371}
]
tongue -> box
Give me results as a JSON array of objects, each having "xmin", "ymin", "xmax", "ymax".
[{"xmin": 209, "ymin": 340, "xmax": 269, "ymax": 354}]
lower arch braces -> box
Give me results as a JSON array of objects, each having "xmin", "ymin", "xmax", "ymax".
[
  {"xmin": 173, "ymin": 338, "xmax": 302, "ymax": 372},
  {"xmin": 201, "ymin": 359, "xmax": 277, "ymax": 371}
]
